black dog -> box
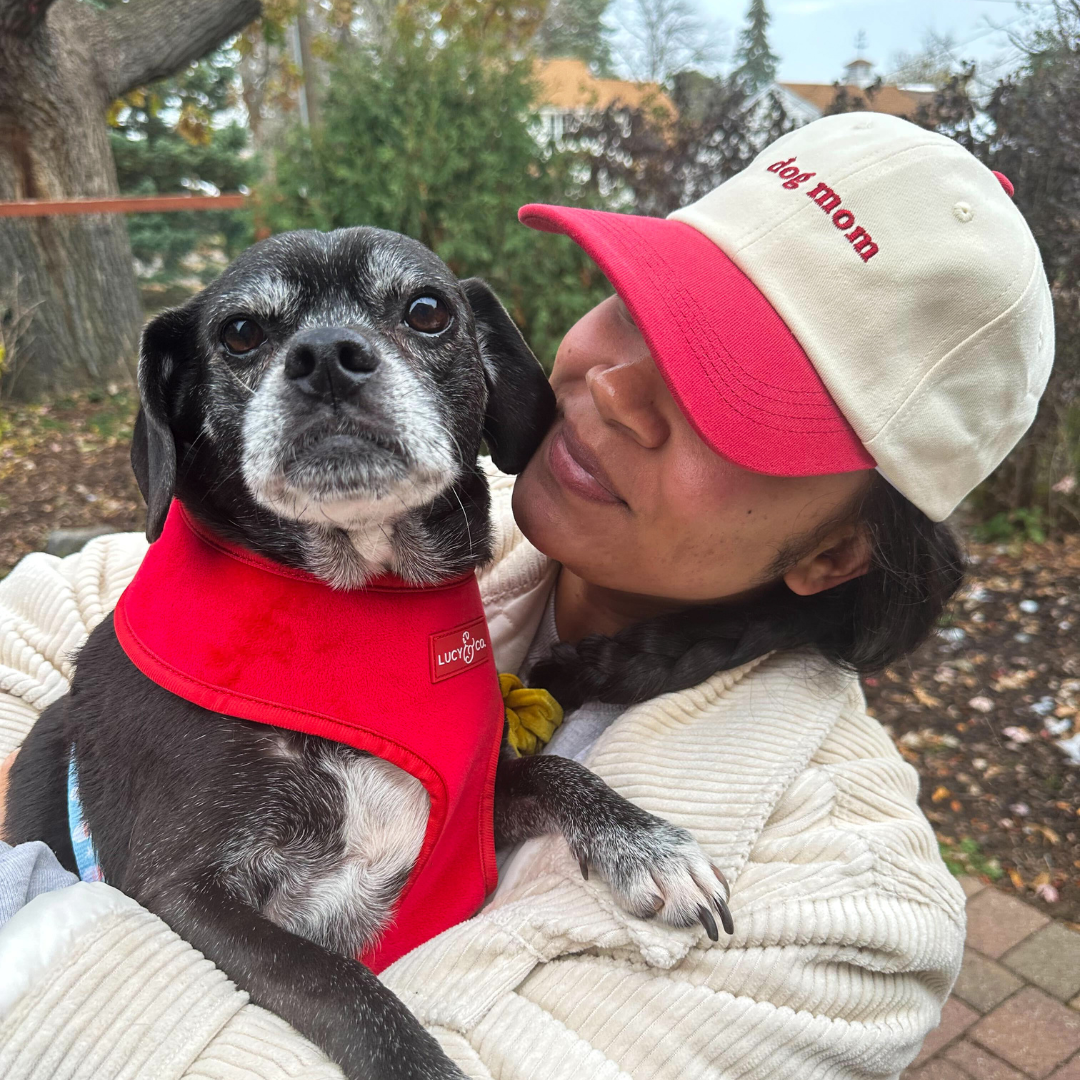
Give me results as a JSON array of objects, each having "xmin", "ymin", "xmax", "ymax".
[{"xmin": 4, "ymin": 228, "xmax": 731, "ymax": 1080}]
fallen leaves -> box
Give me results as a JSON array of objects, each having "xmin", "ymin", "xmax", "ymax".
[
  {"xmin": 913, "ymin": 686, "xmax": 944, "ymax": 709},
  {"xmin": 864, "ymin": 533, "xmax": 1080, "ymax": 918},
  {"xmin": 1029, "ymin": 823, "xmax": 1061, "ymax": 845},
  {"xmin": 993, "ymin": 669, "xmax": 1038, "ymax": 692},
  {"xmin": 0, "ymin": 391, "xmax": 142, "ymax": 577}
]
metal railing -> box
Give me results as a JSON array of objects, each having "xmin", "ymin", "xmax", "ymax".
[{"xmin": 0, "ymin": 194, "xmax": 248, "ymax": 218}]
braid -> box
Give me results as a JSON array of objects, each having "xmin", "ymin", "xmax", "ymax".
[
  {"xmin": 528, "ymin": 587, "xmax": 841, "ymax": 713},
  {"xmin": 528, "ymin": 477, "xmax": 964, "ymax": 713}
]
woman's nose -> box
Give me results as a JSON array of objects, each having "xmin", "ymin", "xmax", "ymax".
[{"xmin": 586, "ymin": 355, "xmax": 670, "ymax": 449}]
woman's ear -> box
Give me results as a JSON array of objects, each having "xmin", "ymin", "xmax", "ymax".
[
  {"xmin": 131, "ymin": 304, "xmax": 194, "ymax": 542},
  {"xmin": 462, "ymin": 278, "xmax": 556, "ymax": 474},
  {"xmin": 783, "ymin": 526, "xmax": 872, "ymax": 597}
]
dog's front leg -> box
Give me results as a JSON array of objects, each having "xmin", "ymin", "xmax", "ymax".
[
  {"xmin": 140, "ymin": 874, "xmax": 465, "ymax": 1080},
  {"xmin": 494, "ymin": 754, "xmax": 733, "ymax": 938}
]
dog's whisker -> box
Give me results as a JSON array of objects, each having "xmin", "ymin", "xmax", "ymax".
[{"xmin": 450, "ymin": 486, "xmax": 473, "ymax": 557}]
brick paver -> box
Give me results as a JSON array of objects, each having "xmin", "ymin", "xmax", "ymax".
[
  {"xmin": 952, "ymin": 947, "xmax": 1025, "ymax": 1012},
  {"xmin": 904, "ymin": 873, "xmax": 1080, "ymax": 1080},
  {"xmin": 969, "ymin": 987, "xmax": 1080, "ymax": 1078},
  {"xmin": 965, "ymin": 888, "xmax": 1051, "ymax": 959},
  {"xmin": 911, "ymin": 997, "xmax": 981, "ymax": 1067},
  {"xmin": 1002, "ymin": 923, "xmax": 1080, "ymax": 1002},
  {"xmin": 909, "ymin": 1061, "xmax": 970, "ymax": 1080},
  {"xmin": 944, "ymin": 1040, "xmax": 1027, "ymax": 1079},
  {"xmin": 1049, "ymin": 1054, "xmax": 1080, "ymax": 1080},
  {"xmin": 958, "ymin": 875, "xmax": 988, "ymax": 899},
  {"xmin": 1049, "ymin": 1057, "xmax": 1080, "ymax": 1080}
]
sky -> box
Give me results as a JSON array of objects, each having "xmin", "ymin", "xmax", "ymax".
[{"xmin": 693, "ymin": 0, "xmax": 1042, "ymax": 84}]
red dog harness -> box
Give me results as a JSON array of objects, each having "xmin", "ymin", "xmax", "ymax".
[{"xmin": 114, "ymin": 501, "xmax": 503, "ymax": 973}]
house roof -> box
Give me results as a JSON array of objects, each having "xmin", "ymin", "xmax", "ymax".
[
  {"xmin": 533, "ymin": 58, "xmax": 675, "ymax": 118},
  {"xmin": 779, "ymin": 81, "xmax": 936, "ymax": 120}
]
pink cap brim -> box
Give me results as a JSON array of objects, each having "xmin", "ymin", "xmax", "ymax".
[{"xmin": 519, "ymin": 203, "xmax": 875, "ymax": 476}]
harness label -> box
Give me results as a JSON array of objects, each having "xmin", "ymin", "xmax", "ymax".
[{"xmin": 430, "ymin": 617, "xmax": 492, "ymax": 683}]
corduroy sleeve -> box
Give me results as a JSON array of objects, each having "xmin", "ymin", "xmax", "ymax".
[{"xmin": 0, "ymin": 533, "xmax": 147, "ymax": 757}]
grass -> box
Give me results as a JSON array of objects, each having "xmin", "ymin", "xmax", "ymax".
[
  {"xmin": 0, "ymin": 388, "xmax": 138, "ymax": 485},
  {"xmin": 939, "ymin": 837, "xmax": 1004, "ymax": 881}
]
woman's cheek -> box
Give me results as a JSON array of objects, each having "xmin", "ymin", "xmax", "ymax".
[{"xmin": 657, "ymin": 496, "xmax": 784, "ymax": 598}]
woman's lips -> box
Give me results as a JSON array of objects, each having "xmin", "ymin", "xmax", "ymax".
[{"xmin": 548, "ymin": 422, "xmax": 625, "ymax": 506}]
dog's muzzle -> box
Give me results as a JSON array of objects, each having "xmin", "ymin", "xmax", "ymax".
[{"xmin": 285, "ymin": 327, "xmax": 380, "ymax": 404}]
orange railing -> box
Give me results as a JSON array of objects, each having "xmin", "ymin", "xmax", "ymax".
[{"xmin": 0, "ymin": 194, "xmax": 248, "ymax": 218}]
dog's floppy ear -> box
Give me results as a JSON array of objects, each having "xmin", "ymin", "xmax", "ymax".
[
  {"xmin": 131, "ymin": 305, "xmax": 194, "ymax": 542},
  {"xmin": 462, "ymin": 278, "xmax": 556, "ymax": 474}
]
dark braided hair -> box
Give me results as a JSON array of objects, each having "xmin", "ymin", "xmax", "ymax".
[{"xmin": 528, "ymin": 475, "xmax": 965, "ymax": 712}]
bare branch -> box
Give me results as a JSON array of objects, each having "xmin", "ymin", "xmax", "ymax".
[
  {"xmin": 0, "ymin": 0, "xmax": 61, "ymax": 38},
  {"xmin": 99, "ymin": 0, "xmax": 261, "ymax": 101}
]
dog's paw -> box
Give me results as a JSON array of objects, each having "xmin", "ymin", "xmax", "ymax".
[{"xmin": 569, "ymin": 812, "xmax": 733, "ymax": 939}]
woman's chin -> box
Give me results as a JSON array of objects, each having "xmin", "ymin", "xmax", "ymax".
[
  {"xmin": 511, "ymin": 454, "xmax": 560, "ymax": 557},
  {"xmin": 512, "ymin": 446, "xmax": 596, "ymax": 562}
]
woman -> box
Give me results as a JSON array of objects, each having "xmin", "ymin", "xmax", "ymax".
[{"xmin": 0, "ymin": 113, "xmax": 1053, "ymax": 1078}]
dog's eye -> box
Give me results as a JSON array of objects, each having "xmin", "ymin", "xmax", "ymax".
[
  {"xmin": 405, "ymin": 296, "xmax": 451, "ymax": 335},
  {"xmin": 221, "ymin": 318, "xmax": 266, "ymax": 355}
]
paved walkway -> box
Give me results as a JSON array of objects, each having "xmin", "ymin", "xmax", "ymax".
[{"xmin": 902, "ymin": 878, "xmax": 1080, "ymax": 1079}]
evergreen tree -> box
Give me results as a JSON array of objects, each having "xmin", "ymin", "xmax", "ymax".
[
  {"xmin": 562, "ymin": 70, "xmax": 792, "ymax": 217},
  {"xmin": 535, "ymin": 0, "xmax": 613, "ymax": 73},
  {"xmin": 263, "ymin": 26, "xmax": 610, "ymax": 368},
  {"xmin": 966, "ymin": 2, "xmax": 1080, "ymax": 522},
  {"xmin": 732, "ymin": 0, "xmax": 778, "ymax": 95},
  {"xmin": 109, "ymin": 49, "xmax": 255, "ymax": 295}
]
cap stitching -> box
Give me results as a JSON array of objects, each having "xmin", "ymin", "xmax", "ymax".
[
  {"xmin": 602, "ymin": 215, "xmax": 865, "ymax": 435},
  {"xmin": 605, "ymin": 216, "xmax": 859, "ymax": 431},
  {"xmin": 698, "ymin": 358, "xmax": 861, "ymax": 436},
  {"xmin": 687, "ymin": 180, "xmax": 1034, "ymax": 438},
  {"xmin": 688, "ymin": 139, "xmax": 1034, "ymax": 416},
  {"xmin": 603, "ymin": 215, "xmax": 849, "ymax": 419},
  {"xmin": 573, "ymin": 209, "xmax": 828, "ymax": 401}
]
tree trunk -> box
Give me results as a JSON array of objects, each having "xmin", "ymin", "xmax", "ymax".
[
  {"xmin": 0, "ymin": 4, "xmax": 141, "ymax": 399},
  {"xmin": 0, "ymin": 0, "xmax": 261, "ymax": 401}
]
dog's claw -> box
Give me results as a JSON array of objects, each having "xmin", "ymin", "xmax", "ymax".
[
  {"xmin": 714, "ymin": 893, "xmax": 734, "ymax": 936},
  {"xmin": 698, "ymin": 905, "xmax": 719, "ymax": 942},
  {"xmin": 579, "ymin": 855, "xmax": 589, "ymax": 880},
  {"xmin": 710, "ymin": 863, "xmax": 730, "ymax": 901}
]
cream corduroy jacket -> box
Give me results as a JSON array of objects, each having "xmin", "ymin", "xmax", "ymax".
[{"xmin": 0, "ymin": 469, "xmax": 966, "ymax": 1080}]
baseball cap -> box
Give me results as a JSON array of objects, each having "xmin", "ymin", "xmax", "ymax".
[{"xmin": 519, "ymin": 112, "xmax": 1055, "ymax": 522}]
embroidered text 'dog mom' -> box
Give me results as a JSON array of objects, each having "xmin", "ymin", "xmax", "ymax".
[
  {"xmin": 767, "ymin": 157, "xmax": 880, "ymax": 263},
  {"xmin": 430, "ymin": 618, "xmax": 492, "ymax": 683}
]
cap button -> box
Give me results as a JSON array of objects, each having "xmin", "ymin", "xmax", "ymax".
[{"xmin": 993, "ymin": 171, "xmax": 1015, "ymax": 198}]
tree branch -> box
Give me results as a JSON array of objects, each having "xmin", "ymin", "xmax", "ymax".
[
  {"xmin": 99, "ymin": 0, "xmax": 261, "ymax": 102},
  {"xmin": 0, "ymin": 0, "xmax": 61, "ymax": 38}
]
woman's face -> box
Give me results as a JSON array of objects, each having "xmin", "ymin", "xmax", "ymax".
[{"xmin": 513, "ymin": 295, "xmax": 872, "ymax": 605}]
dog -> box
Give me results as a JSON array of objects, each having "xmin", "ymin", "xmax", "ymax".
[{"xmin": 4, "ymin": 228, "xmax": 732, "ymax": 1080}]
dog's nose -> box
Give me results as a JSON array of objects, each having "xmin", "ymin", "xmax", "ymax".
[{"xmin": 284, "ymin": 327, "xmax": 379, "ymax": 401}]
